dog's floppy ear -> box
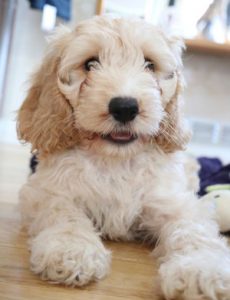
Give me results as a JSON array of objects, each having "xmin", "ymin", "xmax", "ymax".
[
  {"xmin": 17, "ymin": 27, "xmax": 79, "ymax": 156},
  {"xmin": 155, "ymin": 36, "xmax": 191, "ymax": 153}
]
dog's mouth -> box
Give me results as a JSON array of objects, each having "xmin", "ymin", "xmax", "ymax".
[{"xmin": 101, "ymin": 131, "xmax": 138, "ymax": 145}]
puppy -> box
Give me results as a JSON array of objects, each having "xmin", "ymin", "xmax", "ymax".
[{"xmin": 17, "ymin": 17, "xmax": 230, "ymax": 299}]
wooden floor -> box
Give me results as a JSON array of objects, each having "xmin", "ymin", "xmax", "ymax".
[{"xmin": 0, "ymin": 144, "xmax": 158, "ymax": 300}]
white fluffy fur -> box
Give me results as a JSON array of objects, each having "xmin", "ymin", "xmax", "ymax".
[{"xmin": 18, "ymin": 17, "xmax": 230, "ymax": 299}]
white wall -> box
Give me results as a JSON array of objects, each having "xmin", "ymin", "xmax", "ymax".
[
  {"xmin": 70, "ymin": 0, "xmax": 97, "ymax": 24},
  {"xmin": 2, "ymin": 0, "xmax": 46, "ymax": 120},
  {"xmin": 0, "ymin": 0, "xmax": 46, "ymax": 142},
  {"xmin": 1, "ymin": 0, "xmax": 98, "ymax": 121},
  {"xmin": 184, "ymin": 53, "xmax": 230, "ymax": 124}
]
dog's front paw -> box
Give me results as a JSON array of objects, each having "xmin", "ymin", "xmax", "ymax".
[
  {"xmin": 158, "ymin": 251, "xmax": 230, "ymax": 300},
  {"xmin": 30, "ymin": 230, "xmax": 111, "ymax": 286}
]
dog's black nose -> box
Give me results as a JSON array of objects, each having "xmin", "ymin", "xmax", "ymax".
[{"xmin": 109, "ymin": 97, "xmax": 139, "ymax": 123}]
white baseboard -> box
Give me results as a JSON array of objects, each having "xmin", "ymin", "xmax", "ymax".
[{"xmin": 187, "ymin": 142, "xmax": 230, "ymax": 163}]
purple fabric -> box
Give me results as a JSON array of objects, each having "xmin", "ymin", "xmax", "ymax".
[{"xmin": 198, "ymin": 157, "xmax": 230, "ymax": 196}]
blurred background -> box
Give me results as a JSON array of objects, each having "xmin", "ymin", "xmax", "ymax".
[{"xmin": 0, "ymin": 0, "xmax": 230, "ymax": 161}]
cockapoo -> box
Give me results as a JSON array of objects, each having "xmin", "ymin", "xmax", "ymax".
[{"xmin": 17, "ymin": 16, "xmax": 230, "ymax": 299}]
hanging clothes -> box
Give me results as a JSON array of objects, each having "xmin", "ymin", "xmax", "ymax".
[{"xmin": 28, "ymin": 0, "xmax": 71, "ymax": 21}]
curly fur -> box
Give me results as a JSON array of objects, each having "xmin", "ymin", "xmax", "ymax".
[{"xmin": 17, "ymin": 17, "xmax": 230, "ymax": 299}]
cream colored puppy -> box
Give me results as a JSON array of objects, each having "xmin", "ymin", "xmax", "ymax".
[{"xmin": 17, "ymin": 17, "xmax": 230, "ymax": 299}]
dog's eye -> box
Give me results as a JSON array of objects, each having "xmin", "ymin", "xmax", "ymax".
[
  {"xmin": 144, "ymin": 59, "xmax": 155, "ymax": 72},
  {"xmin": 84, "ymin": 58, "xmax": 100, "ymax": 71}
]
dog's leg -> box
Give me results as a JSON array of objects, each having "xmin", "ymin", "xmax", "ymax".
[
  {"xmin": 141, "ymin": 193, "xmax": 230, "ymax": 300},
  {"xmin": 19, "ymin": 184, "xmax": 111, "ymax": 286}
]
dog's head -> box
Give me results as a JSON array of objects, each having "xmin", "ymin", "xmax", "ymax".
[{"xmin": 17, "ymin": 17, "xmax": 190, "ymax": 158}]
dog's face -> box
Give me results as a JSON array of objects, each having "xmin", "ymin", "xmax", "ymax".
[{"xmin": 18, "ymin": 17, "xmax": 190, "ymax": 157}]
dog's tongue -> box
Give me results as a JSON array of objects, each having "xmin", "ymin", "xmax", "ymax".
[{"xmin": 110, "ymin": 132, "xmax": 132, "ymax": 141}]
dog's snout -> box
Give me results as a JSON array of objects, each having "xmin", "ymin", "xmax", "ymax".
[{"xmin": 109, "ymin": 97, "xmax": 139, "ymax": 123}]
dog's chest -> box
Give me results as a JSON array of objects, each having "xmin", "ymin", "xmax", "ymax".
[
  {"xmin": 69, "ymin": 152, "xmax": 157, "ymax": 239},
  {"xmin": 49, "ymin": 149, "xmax": 181, "ymax": 239}
]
